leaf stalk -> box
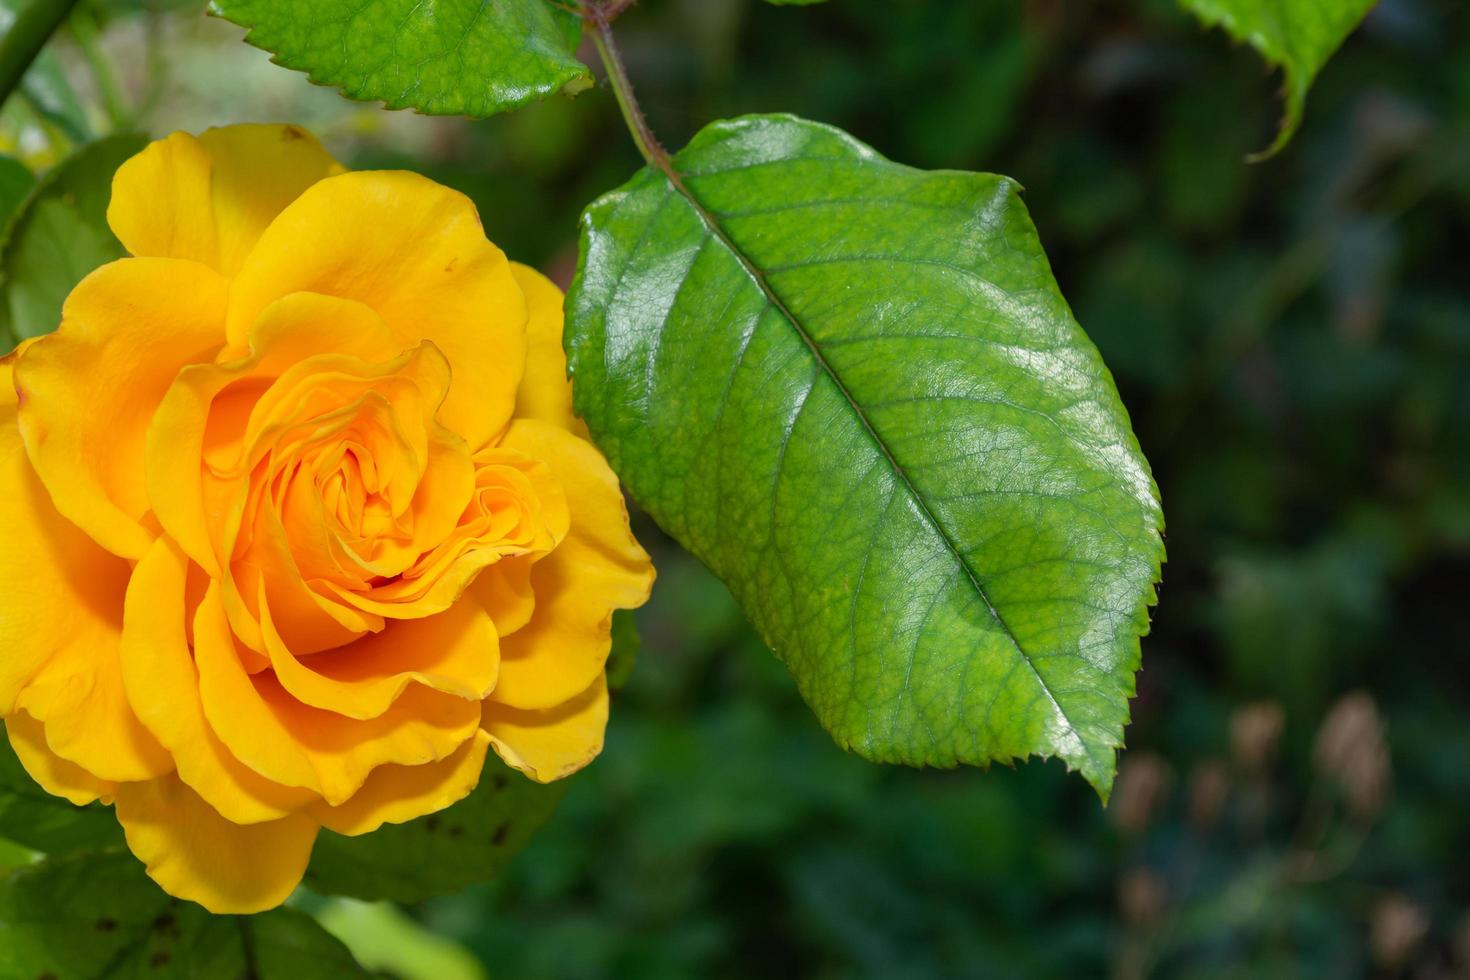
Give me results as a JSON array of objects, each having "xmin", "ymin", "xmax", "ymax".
[{"xmin": 581, "ymin": 1, "xmax": 669, "ymax": 171}]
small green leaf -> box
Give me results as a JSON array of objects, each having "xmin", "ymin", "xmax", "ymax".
[
  {"xmin": 305, "ymin": 755, "xmax": 567, "ymax": 903},
  {"xmin": 208, "ymin": 0, "xmax": 591, "ymax": 117},
  {"xmin": 566, "ymin": 114, "xmax": 1164, "ymax": 800},
  {"xmin": 0, "ymin": 850, "xmax": 370, "ymax": 977},
  {"xmin": 0, "ymin": 132, "xmax": 145, "ymax": 345},
  {"xmin": 0, "ymin": 727, "xmax": 121, "ymax": 856},
  {"xmin": 1179, "ymin": 0, "xmax": 1378, "ymax": 159}
]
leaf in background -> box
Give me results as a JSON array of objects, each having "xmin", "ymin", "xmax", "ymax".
[
  {"xmin": 0, "ymin": 731, "xmax": 122, "ymax": 856},
  {"xmin": 0, "ymin": 132, "xmax": 144, "ymax": 345},
  {"xmin": 566, "ymin": 114, "xmax": 1164, "ymax": 799},
  {"xmin": 606, "ymin": 608, "xmax": 640, "ymax": 692},
  {"xmin": 0, "ymin": 0, "xmax": 93, "ymax": 143},
  {"xmin": 0, "ymin": 850, "xmax": 370, "ymax": 977},
  {"xmin": 305, "ymin": 755, "xmax": 567, "ymax": 903},
  {"xmin": 208, "ymin": 0, "xmax": 591, "ymax": 117},
  {"xmin": 1179, "ymin": 0, "xmax": 1378, "ymax": 159},
  {"xmin": 315, "ymin": 899, "xmax": 488, "ymax": 980},
  {"xmin": 0, "ymin": 156, "xmax": 32, "ymax": 226}
]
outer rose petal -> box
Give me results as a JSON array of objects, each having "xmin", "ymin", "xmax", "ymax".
[
  {"xmin": 263, "ymin": 592, "xmax": 499, "ymax": 721},
  {"xmin": 483, "ymin": 674, "xmax": 609, "ymax": 784},
  {"xmin": 193, "ymin": 585, "xmax": 481, "ymax": 805},
  {"xmin": 1, "ymin": 355, "xmax": 172, "ymax": 782},
  {"xmin": 226, "ymin": 170, "xmax": 528, "ymax": 449},
  {"xmin": 310, "ymin": 730, "xmax": 490, "ymax": 836},
  {"xmin": 108, "ymin": 124, "xmax": 344, "ymax": 276},
  {"xmin": 121, "ymin": 539, "xmax": 314, "ymax": 824},
  {"xmin": 487, "ymin": 420, "xmax": 654, "ymax": 710},
  {"xmin": 4, "ymin": 712, "xmax": 115, "ymax": 806},
  {"xmin": 14, "ymin": 258, "xmax": 230, "ymax": 559},
  {"xmin": 115, "ymin": 773, "xmax": 318, "ymax": 915},
  {"xmin": 509, "ymin": 263, "xmax": 585, "ymax": 437}
]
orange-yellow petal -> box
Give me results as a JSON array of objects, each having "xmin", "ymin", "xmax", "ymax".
[
  {"xmin": 482, "ymin": 673, "xmax": 609, "ymax": 784},
  {"xmin": 114, "ymin": 773, "xmax": 318, "ymax": 914},
  {"xmin": 510, "ymin": 262, "xmax": 584, "ymax": 437},
  {"xmin": 310, "ymin": 730, "xmax": 490, "ymax": 836},
  {"xmin": 194, "ymin": 584, "xmax": 481, "ymax": 804},
  {"xmin": 147, "ymin": 291, "xmax": 396, "ymax": 575},
  {"xmin": 120, "ymin": 538, "xmax": 313, "ymax": 823},
  {"xmin": 486, "ymin": 420, "xmax": 653, "ymax": 710},
  {"xmin": 226, "ymin": 170, "xmax": 528, "ymax": 448},
  {"xmin": 263, "ymin": 591, "xmax": 499, "ymax": 721},
  {"xmin": 0, "ymin": 355, "xmax": 129, "ymax": 720},
  {"xmin": 108, "ymin": 124, "xmax": 344, "ymax": 276},
  {"xmin": 4, "ymin": 712, "xmax": 115, "ymax": 806},
  {"xmin": 4, "ymin": 357, "xmax": 171, "ymax": 783},
  {"xmin": 14, "ymin": 257, "xmax": 229, "ymax": 559}
]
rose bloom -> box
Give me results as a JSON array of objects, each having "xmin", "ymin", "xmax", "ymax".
[{"xmin": 0, "ymin": 125, "xmax": 653, "ymax": 913}]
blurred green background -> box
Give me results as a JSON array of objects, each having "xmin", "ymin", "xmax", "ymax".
[{"xmin": 5, "ymin": 0, "xmax": 1469, "ymax": 977}]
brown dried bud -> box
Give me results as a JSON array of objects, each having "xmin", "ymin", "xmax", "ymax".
[
  {"xmin": 1188, "ymin": 758, "xmax": 1231, "ymax": 832},
  {"xmin": 1111, "ymin": 752, "xmax": 1172, "ymax": 835},
  {"xmin": 1314, "ymin": 692, "xmax": 1392, "ymax": 820},
  {"xmin": 1230, "ymin": 700, "xmax": 1285, "ymax": 773},
  {"xmin": 1369, "ymin": 893, "xmax": 1429, "ymax": 970}
]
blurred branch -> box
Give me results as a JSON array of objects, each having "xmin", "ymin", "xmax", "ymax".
[
  {"xmin": 0, "ymin": 0, "xmax": 81, "ymax": 113},
  {"xmin": 68, "ymin": 3, "xmax": 127, "ymax": 130}
]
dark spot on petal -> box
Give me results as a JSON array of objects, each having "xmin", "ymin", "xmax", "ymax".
[
  {"xmin": 444, "ymin": 257, "xmax": 459, "ymax": 273},
  {"xmin": 94, "ymin": 917, "xmax": 117, "ymax": 932},
  {"xmin": 491, "ymin": 822, "xmax": 510, "ymax": 846},
  {"xmin": 282, "ymin": 125, "xmax": 306, "ymax": 141}
]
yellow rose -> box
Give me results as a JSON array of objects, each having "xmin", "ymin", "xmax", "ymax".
[{"xmin": 0, "ymin": 124, "xmax": 653, "ymax": 913}]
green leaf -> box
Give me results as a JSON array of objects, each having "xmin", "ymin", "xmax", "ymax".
[
  {"xmin": 207, "ymin": 0, "xmax": 591, "ymax": 118},
  {"xmin": 0, "ymin": 727, "xmax": 122, "ymax": 856},
  {"xmin": 606, "ymin": 608, "xmax": 639, "ymax": 692},
  {"xmin": 766, "ymin": 0, "xmax": 828, "ymax": 5},
  {"xmin": 0, "ymin": 850, "xmax": 371, "ymax": 977},
  {"xmin": 0, "ymin": 155, "xmax": 33, "ymax": 226},
  {"xmin": 305, "ymin": 755, "xmax": 567, "ymax": 903},
  {"xmin": 0, "ymin": 132, "xmax": 145, "ymax": 345},
  {"xmin": 566, "ymin": 114, "xmax": 1164, "ymax": 799},
  {"xmin": 1179, "ymin": 0, "xmax": 1378, "ymax": 159}
]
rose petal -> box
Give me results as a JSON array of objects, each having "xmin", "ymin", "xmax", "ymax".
[
  {"xmin": 486, "ymin": 420, "xmax": 653, "ymax": 710},
  {"xmin": 310, "ymin": 730, "xmax": 490, "ymax": 836},
  {"xmin": 227, "ymin": 170, "xmax": 527, "ymax": 448},
  {"xmin": 482, "ymin": 673, "xmax": 609, "ymax": 784},
  {"xmin": 108, "ymin": 123, "xmax": 343, "ymax": 276},
  {"xmin": 121, "ymin": 538, "xmax": 314, "ymax": 823},
  {"xmin": 115, "ymin": 773, "xmax": 318, "ymax": 914},
  {"xmin": 14, "ymin": 258, "xmax": 229, "ymax": 559}
]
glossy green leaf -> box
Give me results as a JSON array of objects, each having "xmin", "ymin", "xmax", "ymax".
[
  {"xmin": 566, "ymin": 114, "xmax": 1164, "ymax": 799},
  {"xmin": 0, "ymin": 730, "xmax": 122, "ymax": 856},
  {"xmin": 0, "ymin": 850, "xmax": 370, "ymax": 977},
  {"xmin": 208, "ymin": 0, "xmax": 590, "ymax": 117},
  {"xmin": 305, "ymin": 755, "xmax": 567, "ymax": 903},
  {"xmin": 0, "ymin": 132, "xmax": 144, "ymax": 345},
  {"xmin": 1179, "ymin": 0, "xmax": 1377, "ymax": 159}
]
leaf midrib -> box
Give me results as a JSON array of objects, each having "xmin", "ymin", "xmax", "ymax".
[{"xmin": 644, "ymin": 143, "xmax": 1085, "ymax": 751}]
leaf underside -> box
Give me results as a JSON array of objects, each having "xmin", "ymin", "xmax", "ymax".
[
  {"xmin": 0, "ymin": 851, "xmax": 368, "ymax": 978},
  {"xmin": 1179, "ymin": 0, "xmax": 1378, "ymax": 159},
  {"xmin": 305, "ymin": 755, "xmax": 567, "ymax": 903},
  {"xmin": 567, "ymin": 114, "xmax": 1164, "ymax": 800},
  {"xmin": 208, "ymin": 0, "xmax": 590, "ymax": 117}
]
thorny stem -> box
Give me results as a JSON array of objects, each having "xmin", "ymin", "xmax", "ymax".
[{"xmin": 580, "ymin": 0, "xmax": 670, "ymax": 171}]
